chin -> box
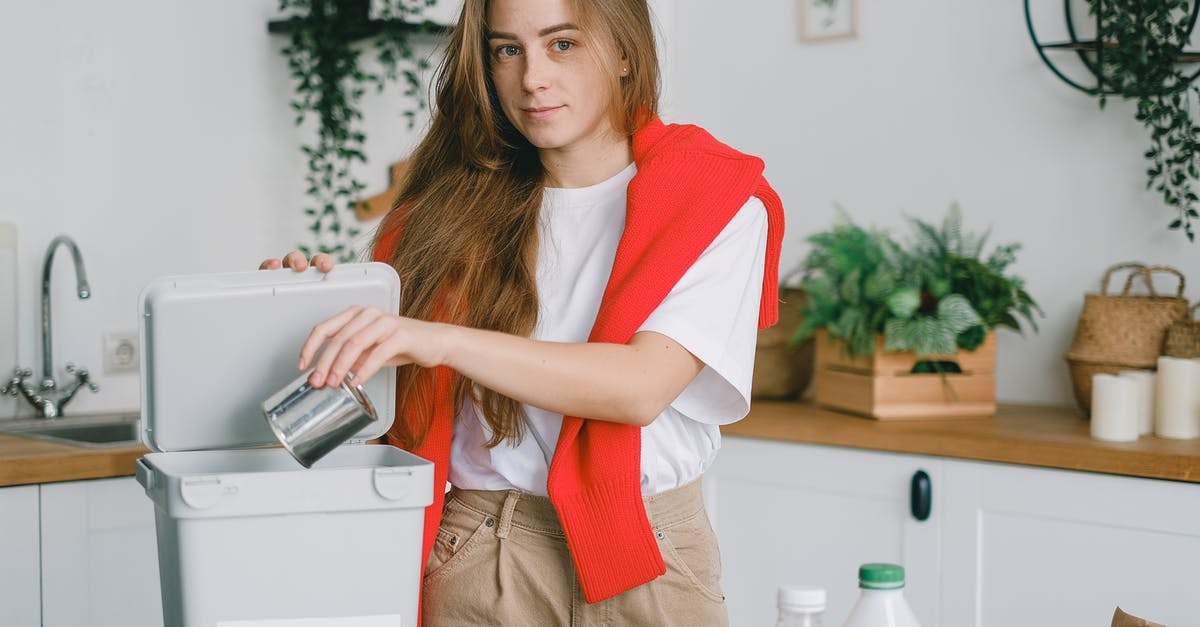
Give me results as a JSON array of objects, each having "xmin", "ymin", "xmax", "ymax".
[{"xmin": 523, "ymin": 130, "xmax": 573, "ymax": 151}]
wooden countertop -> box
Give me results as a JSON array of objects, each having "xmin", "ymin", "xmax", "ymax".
[
  {"xmin": 0, "ymin": 433, "xmax": 146, "ymax": 487},
  {"xmin": 4, "ymin": 403, "xmax": 1198, "ymax": 487},
  {"xmin": 725, "ymin": 401, "xmax": 1200, "ymax": 483}
]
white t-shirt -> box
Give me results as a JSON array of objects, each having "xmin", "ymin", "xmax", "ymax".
[{"xmin": 449, "ymin": 163, "xmax": 769, "ymax": 496}]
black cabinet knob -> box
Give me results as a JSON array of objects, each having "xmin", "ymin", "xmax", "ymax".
[{"xmin": 911, "ymin": 470, "xmax": 932, "ymax": 522}]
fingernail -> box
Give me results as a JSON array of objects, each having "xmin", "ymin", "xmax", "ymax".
[
  {"xmin": 326, "ymin": 374, "xmax": 339, "ymax": 387},
  {"xmin": 309, "ymin": 372, "xmax": 324, "ymax": 387}
]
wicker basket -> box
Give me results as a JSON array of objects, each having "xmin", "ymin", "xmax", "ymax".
[
  {"xmin": 1164, "ymin": 303, "xmax": 1200, "ymax": 359},
  {"xmin": 1064, "ymin": 262, "xmax": 1189, "ymax": 412},
  {"xmin": 751, "ymin": 288, "xmax": 814, "ymax": 400}
]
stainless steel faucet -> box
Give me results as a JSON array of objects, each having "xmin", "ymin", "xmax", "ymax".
[{"xmin": 1, "ymin": 235, "xmax": 99, "ymax": 417}]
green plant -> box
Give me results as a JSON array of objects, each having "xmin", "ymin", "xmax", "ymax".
[
  {"xmin": 885, "ymin": 206, "xmax": 1041, "ymax": 355},
  {"xmin": 792, "ymin": 206, "xmax": 1042, "ymax": 359},
  {"xmin": 791, "ymin": 212, "xmax": 905, "ymax": 357},
  {"xmin": 1091, "ymin": 0, "xmax": 1200, "ymax": 241},
  {"xmin": 276, "ymin": 0, "xmax": 437, "ymax": 261}
]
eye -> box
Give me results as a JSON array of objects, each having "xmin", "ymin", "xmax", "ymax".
[
  {"xmin": 551, "ymin": 39, "xmax": 574, "ymax": 52},
  {"xmin": 494, "ymin": 44, "xmax": 521, "ymax": 58}
]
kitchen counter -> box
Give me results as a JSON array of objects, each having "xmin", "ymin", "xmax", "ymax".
[
  {"xmin": 0, "ymin": 433, "xmax": 146, "ymax": 487},
  {"xmin": 725, "ymin": 401, "xmax": 1200, "ymax": 483},
  {"xmin": 4, "ymin": 402, "xmax": 1198, "ymax": 486}
]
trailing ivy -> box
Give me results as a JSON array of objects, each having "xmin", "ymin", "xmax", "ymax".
[
  {"xmin": 1091, "ymin": 0, "xmax": 1200, "ymax": 241},
  {"xmin": 277, "ymin": 0, "xmax": 436, "ymax": 261}
]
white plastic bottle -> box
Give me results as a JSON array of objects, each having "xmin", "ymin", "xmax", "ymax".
[
  {"xmin": 841, "ymin": 563, "xmax": 922, "ymax": 627},
  {"xmin": 776, "ymin": 584, "xmax": 826, "ymax": 626}
]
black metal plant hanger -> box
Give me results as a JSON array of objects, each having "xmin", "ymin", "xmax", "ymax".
[{"xmin": 1024, "ymin": 0, "xmax": 1200, "ymax": 95}]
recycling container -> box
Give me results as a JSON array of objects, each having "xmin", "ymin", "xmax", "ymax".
[{"xmin": 135, "ymin": 263, "xmax": 432, "ymax": 627}]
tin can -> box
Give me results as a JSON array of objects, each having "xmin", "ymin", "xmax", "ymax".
[{"xmin": 261, "ymin": 369, "xmax": 378, "ymax": 468}]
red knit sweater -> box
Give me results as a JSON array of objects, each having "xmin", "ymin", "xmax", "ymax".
[{"xmin": 375, "ymin": 116, "xmax": 785, "ymax": 604}]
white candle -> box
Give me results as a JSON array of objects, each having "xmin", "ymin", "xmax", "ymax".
[
  {"xmin": 1090, "ymin": 374, "xmax": 1140, "ymax": 442},
  {"xmin": 1154, "ymin": 357, "xmax": 1200, "ymax": 439},
  {"xmin": 1118, "ymin": 370, "xmax": 1156, "ymax": 435}
]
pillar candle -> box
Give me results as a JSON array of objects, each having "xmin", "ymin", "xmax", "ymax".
[
  {"xmin": 1118, "ymin": 370, "xmax": 1156, "ymax": 435},
  {"xmin": 1154, "ymin": 356, "xmax": 1200, "ymax": 439},
  {"xmin": 1091, "ymin": 374, "xmax": 1140, "ymax": 442}
]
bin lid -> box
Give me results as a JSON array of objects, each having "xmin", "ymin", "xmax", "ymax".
[{"xmin": 138, "ymin": 262, "xmax": 401, "ymax": 453}]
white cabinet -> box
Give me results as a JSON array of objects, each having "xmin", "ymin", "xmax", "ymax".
[
  {"xmin": 939, "ymin": 459, "xmax": 1200, "ymax": 627},
  {"xmin": 0, "ymin": 485, "xmax": 41, "ymax": 627},
  {"xmin": 709, "ymin": 437, "xmax": 1200, "ymax": 627},
  {"xmin": 40, "ymin": 476, "xmax": 163, "ymax": 627},
  {"xmin": 707, "ymin": 438, "xmax": 942, "ymax": 626}
]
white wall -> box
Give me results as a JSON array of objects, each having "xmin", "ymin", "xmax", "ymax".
[
  {"xmin": 0, "ymin": 0, "xmax": 443, "ymax": 418},
  {"xmin": 663, "ymin": 0, "xmax": 1198, "ymax": 404},
  {"xmin": 0, "ymin": 0, "xmax": 1195, "ymax": 419}
]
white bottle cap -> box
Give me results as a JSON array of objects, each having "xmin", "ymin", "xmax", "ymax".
[{"xmin": 778, "ymin": 584, "xmax": 826, "ymax": 611}]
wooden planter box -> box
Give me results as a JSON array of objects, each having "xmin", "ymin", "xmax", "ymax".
[
  {"xmin": 812, "ymin": 329, "xmax": 996, "ymax": 419},
  {"xmin": 751, "ymin": 288, "xmax": 814, "ymax": 400}
]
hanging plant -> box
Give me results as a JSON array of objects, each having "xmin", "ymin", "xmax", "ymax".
[
  {"xmin": 1091, "ymin": 0, "xmax": 1200, "ymax": 241},
  {"xmin": 274, "ymin": 0, "xmax": 438, "ymax": 261}
]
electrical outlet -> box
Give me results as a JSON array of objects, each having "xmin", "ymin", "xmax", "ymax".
[{"xmin": 103, "ymin": 332, "xmax": 139, "ymax": 375}]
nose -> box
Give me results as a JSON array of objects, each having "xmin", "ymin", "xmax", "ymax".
[{"xmin": 521, "ymin": 50, "xmax": 550, "ymax": 93}]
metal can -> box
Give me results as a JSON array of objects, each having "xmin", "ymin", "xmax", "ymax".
[{"xmin": 261, "ymin": 369, "xmax": 378, "ymax": 468}]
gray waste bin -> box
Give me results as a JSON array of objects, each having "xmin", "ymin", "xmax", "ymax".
[{"xmin": 135, "ymin": 263, "xmax": 431, "ymax": 627}]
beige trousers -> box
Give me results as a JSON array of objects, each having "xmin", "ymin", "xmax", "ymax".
[{"xmin": 421, "ymin": 479, "xmax": 730, "ymax": 627}]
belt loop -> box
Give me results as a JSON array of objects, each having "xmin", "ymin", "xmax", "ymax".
[{"xmin": 496, "ymin": 490, "xmax": 520, "ymax": 539}]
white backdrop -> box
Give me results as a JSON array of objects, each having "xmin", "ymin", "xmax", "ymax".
[
  {"xmin": 0, "ymin": 0, "xmax": 1196, "ymax": 418},
  {"xmin": 662, "ymin": 0, "xmax": 1199, "ymax": 405}
]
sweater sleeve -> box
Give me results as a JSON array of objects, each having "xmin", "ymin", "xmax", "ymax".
[{"xmin": 635, "ymin": 196, "xmax": 769, "ymax": 425}]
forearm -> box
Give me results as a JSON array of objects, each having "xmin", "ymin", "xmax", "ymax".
[{"xmin": 436, "ymin": 324, "xmax": 691, "ymax": 426}]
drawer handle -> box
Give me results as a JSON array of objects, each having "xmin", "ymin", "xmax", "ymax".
[{"xmin": 911, "ymin": 470, "xmax": 932, "ymax": 522}]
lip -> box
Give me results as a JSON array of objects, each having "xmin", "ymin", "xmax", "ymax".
[{"xmin": 522, "ymin": 105, "xmax": 563, "ymax": 120}]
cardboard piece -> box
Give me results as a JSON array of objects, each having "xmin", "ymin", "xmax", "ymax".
[{"xmin": 1112, "ymin": 607, "xmax": 1166, "ymax": 627}]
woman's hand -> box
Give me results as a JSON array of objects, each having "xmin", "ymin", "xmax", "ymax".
[
  {"xmin": 300, "ymin": 306, "xmax": 703, "ymax": 425},
  {"xmin": 258, "ymin": 251, "xmax": 336, "ymax": 272},
  {"xmin": 299, "ymin": 306, "xmax": 451, "ymax": 389}
]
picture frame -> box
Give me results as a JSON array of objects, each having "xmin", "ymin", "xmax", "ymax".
[{"xmin": 798, "ymin": 0, "xmax": 859, "ymax": 43}]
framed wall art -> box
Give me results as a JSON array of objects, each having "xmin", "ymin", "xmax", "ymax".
[{"xmin": 798, "ymin": 0, "xmax": 859, "ymax": 43}]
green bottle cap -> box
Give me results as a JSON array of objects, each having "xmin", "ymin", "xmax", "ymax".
[{"xmin": 858, "ymin": 563, "xmax": 906, "ymax": 590}]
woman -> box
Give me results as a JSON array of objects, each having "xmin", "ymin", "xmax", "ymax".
[{"xmin": 263, "ymin": 0, "xmax": 784, "ymax": 623}]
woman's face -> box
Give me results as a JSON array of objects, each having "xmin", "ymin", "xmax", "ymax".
[{"xmin": 486, "ymin": 0, "xmax": 624, "ymax": 158}]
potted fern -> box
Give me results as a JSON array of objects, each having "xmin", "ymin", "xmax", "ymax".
[{"xmin": 792, "ymin": 206, "xmax": 1041, "ymax": 419}]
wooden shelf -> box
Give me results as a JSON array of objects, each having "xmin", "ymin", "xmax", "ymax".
[
  {"xmin": 725, "ymin": 401, "xmax": 1200, "ymax": 483},
  {"xmin": 266, "ymin": 17, "xmax": 450, "ymax": 41},
  {"xmin": 1039, "ymin": 40, "xmax": 1200, "ymax": 63}
]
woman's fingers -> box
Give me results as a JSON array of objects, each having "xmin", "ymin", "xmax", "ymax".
[
  {"xmin": 282, "ymin": 251, "xmax": 310, "ymax": 272},
  {"xmin": 322, "ymin": 314, "xmax": 403, "ymax": 388},
  {"xmin": 298, "ymin": 306, "xmax": 364, "ymax": 376},
  {"xmin": 309, "ymin": 307, "xmax": 387, "ymax": 387},
  {"xmin": 260, "ymin": 251, "xmax": 335, "ymax": 273},
  {"xmin": 310, "ymin": 253, "xmax": 336, "ymax": 273},
  {"xmin": 346, "ymin": 333, "xmax": 410, "ymax": 388},
  {"xmin": 299, "ymin": 308, "xmax": 428, "ymax": 390}
]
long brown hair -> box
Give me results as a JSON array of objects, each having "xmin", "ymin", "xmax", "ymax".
[{"xmin": 376, "ymin": 0, "xmax": 660, "ymax": 449}]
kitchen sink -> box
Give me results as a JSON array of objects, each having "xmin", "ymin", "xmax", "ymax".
[{"xmin": 0, "ymin": 413, "xmax": 141, "ymax": 447}]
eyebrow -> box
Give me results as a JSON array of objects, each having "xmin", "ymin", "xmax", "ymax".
[{"xmin": 486, "ymin": 22, "xmax": 579, "ymax": 40}]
